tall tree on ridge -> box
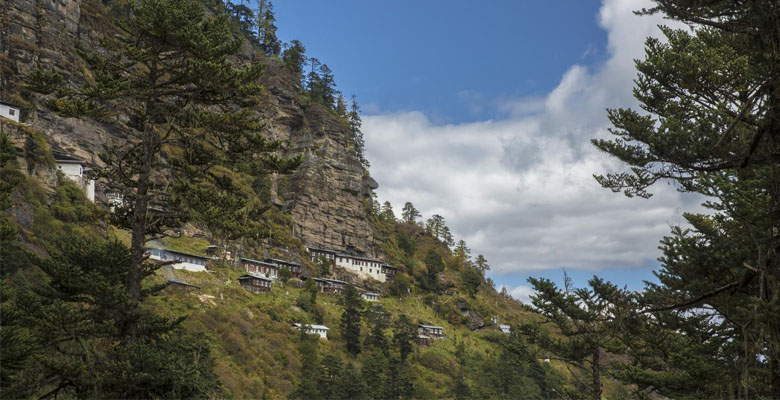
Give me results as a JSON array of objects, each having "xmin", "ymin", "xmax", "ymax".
[
  {"xmin": 401, "ymin": 201, "xmax": 421, "ymax": 224},
  {"xmin": 593, "ymin": 1, "xmax": 780, "ymax": 395},
  {"xmin": 348, "ymin": 94, "xmax": 369, "ymax": 168},
  {"xmin": 27, "ymin": 0, "xmax": 300, "ymax": 339},
  {"xmin": 256, "ymin": 0, "xmax": 281, "ymax": 56}
]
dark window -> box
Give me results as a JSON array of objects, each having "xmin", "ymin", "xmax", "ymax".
[{"xmin": 9, "ymin": 109, "xmax": 15, "ymax": 116}]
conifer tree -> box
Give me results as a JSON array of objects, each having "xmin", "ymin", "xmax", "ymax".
[
  {"xmin": 319, "ymin": 63, "xmax": 337, "ymax": 107},
  {"xmin": 593, "ymin": 1, "xmax": 780, "ymax": 395},
  {"xmin": 424, "ymin": 250, "xmax": 445, "ymax": 291},
  {"xmin": 393, "ymin": 314, "xmax": 416, "ymax": 362},
  {"xmin": 348, "ymin": 94, "xmax": 369, "ymax": 168},
  {"xmin": 340, "ymin": 284, "xmax": 363, "ymax": 355},
  {"xmin": 462, "ymin": 266, "xmax": 482, "ymax": 298},
  {"xmin": 256, "ymin": 0, "xmax": 281, "ymax": 56},
  {"xmin": 306, "ymin": 58, "xmax": 323, "ymax": 103},
  {"xmin": 292, "ymin": 328, "xmax": 321, "ymax": 399},
  {"xmin": 380, "ymin": 200, "xmax": 396, "ymax": 222},
  {"xmin": 318, "ymin": 354, "xmax": 343, "ymax": 399},
  {"xmin": 475, "ymin": 254, "xmax": 490, "ymax": 274},
  {"xmin": 282, "ymin": 40, "xmax": 307, "ymax": 87},
  {"xmin": 401, "ymin": 202, "xmax": 421, "ymax": 224},
  {"xmin": 1, "ymin": 236, "xmax": 221, "ymax": 398},
  {"xmin": 26, "ymin": 0, "xmax": 300, "ymax": 340},
  {"xmin": 362, "ymin": 350, "xmax": 389, "ymax": 399},
  {"xmin": 527, "ymin": 274, "xmax": 632, "ymax": 400}
]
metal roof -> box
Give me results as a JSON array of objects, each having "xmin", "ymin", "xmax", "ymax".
[
  {"xmin": 266, "ymin": 257, "xmax": 301, "ymax": 266},
  {"xmin": 144, "ymin": 246, "xmax": 208, "ymax": 260},
  {"xmin": 240, "ymin": 257, "xmax": 278, "ymax": 267},
  {"xmin": 419, "ymin": 324, "xmax": 444, "ymax": 330},
  {"xmin": 294, "ymin": 323, "xmax": 329, "ymax": 330},
  {"xmin": 238, "ymin": 273, "xmax": 272, "ymax": 281}
]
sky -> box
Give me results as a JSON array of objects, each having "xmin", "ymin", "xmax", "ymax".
[{"xmin": 271, "ymin": 0, "xmax": 703, "ymax": 303}]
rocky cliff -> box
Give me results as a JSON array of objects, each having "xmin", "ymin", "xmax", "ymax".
[{"xmin": 0, "ymin": 0, "xmax": 380, "ymax": 257}]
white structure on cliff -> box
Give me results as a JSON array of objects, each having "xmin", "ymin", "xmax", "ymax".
[
  {"xmin": 55, "ymin": 154, "xmax": 95, "ymax": 202},
  {"xmin": 308, "ymin": 247, "xmax": 397, "ymax": 283},
  {"xmin": 0, "ymin": 102, "xmax": 21, "ymax": 123}
]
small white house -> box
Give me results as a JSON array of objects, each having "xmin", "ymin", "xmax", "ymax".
[
  {"xmin": 55, "ymin": 155, "xmax": 95, "ymax": 202},
  {"xmin": 499, "ymin": 324, "xmax": 511, "ymax": 334},
  {"xmin": 0, "ymin": 102, "xmax": 21, "ymax": 123},
  {"xmin": 361, "ymin": 292, "xmax": 380, "ymax": 302},
  {"xmin": 294, "ymin": 323, "xmax": 329, "ymax": 339}
]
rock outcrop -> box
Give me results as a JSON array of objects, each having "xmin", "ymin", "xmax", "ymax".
[{"xmin": 0, "ymin": 0, "xmax": 380, "ymax": 256}]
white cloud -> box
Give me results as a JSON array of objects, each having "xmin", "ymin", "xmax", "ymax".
[
  {"xmin": 500, "ymin": 285, "xmax": 536, "ymax": 304},
  {"xmin": 363, "ymin": 0, "xmax": 698, "ymax": 276}
]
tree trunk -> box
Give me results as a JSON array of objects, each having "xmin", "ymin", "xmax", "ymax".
[
  {"xmin": 592, "ymin": 346, "xmax": 601, "ymax": 400},
  {"xmin": 122, "ymin": 125, "xmax": 155, "ymax": 340}
]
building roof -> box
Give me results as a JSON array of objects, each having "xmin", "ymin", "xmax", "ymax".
[
  {"xmin": 266, "ymin": 257, "xmax": 301, "ymax": 267},
  {"xmin": 419, "ymin": 324, "xmax": 444, "ymax": 330},
  {"xmin": 144, "ymin": 246, "xmax": 208, "ymax": 260},
  {"xmin": 499, "ymin": 324, "xmax": 511, "ymax": 329},
  {"xmin": 294, "ymin": 323, "xmax": 329, "ymax": 330},
  {"xmin": 382, "ymin": 264, "xmax": 398, "ymax": 270},
  {"xmin": 240, "ymin": 257, "xmax": 278, "ymax": 267},
  {"xmin": 167, "ymin": 279, "xmax": 200, "ymax": 288},
  {"xmin": 362, "ymin": 292, "xmax": 380, "ymax": 296},
  {"xmin": 312, "ymin": 277, "xmax": 350, "ymax": 285},
  {"xmin": 54, "ymin": 153, "xmax": 86, "ymax": 164},
  {"xmin": 238, "ymin": 273, "xmax": 272, "ymax": 282},
  {"xmin": 307, "ymin": 247, "xmax": 338, "ymax": 255},
  {"xmin": 0, "ymin": 101, "xmax": 23, "ymax": 109}
]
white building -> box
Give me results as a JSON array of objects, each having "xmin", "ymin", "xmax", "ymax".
[
  {"xmin": 55, "ymin": 155, "xmax": 95, "ymax": 202},
  {"xmin": 361, "ymin": 292, "xmax": 380, "ymax": 302},
  {"xmin": 499, "ymin": 324, "xmax": 511, "ymax": 334},
  {"xmin": 0, "ymin": 102, "xmax": 21, "ymax": 123},
  {"xmin": 308, "ymin": 247, "xmax": 395, "ymax": 283},
  {"xmin": 144, "ymin": 247, "xmax": 209, "ymax": 272},
  {"xmin": 294, "ymin": 323, "xmax": 329, "ymax": 339}
]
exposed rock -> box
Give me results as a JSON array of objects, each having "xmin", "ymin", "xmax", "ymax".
[{"xmin": 1, "ymin": 0, "xmax": 382, "ymax": 257}]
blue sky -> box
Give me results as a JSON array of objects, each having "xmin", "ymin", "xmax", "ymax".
[
  {"xmin": 273, "ymin": 1, "xmax": 608, "ymax": 123},
  {"xmin": 265, "ymin": 0, "xmax": 698, "ymax": 301}
]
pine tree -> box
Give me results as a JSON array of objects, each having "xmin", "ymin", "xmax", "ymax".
[
  {"xmin": 282, "ymin": 40, "xmax": 307, "ymax": 87},
  {"xmin": 1, "ymin": 236, "xmax": 221, "ymax": 398},
  {"xmin": 475, "ymin": 254, "xmax": 490, "ymax": 274},
  {"xmin": 256, "ymin": 0, "xmax": 281, "ymax": 56},
  {"xmin": 592, "ymin": 1, "xmax": 780, "ymax": 395},
  {"xmin": 318, "ymin": 354, "xmax": 343, "ymax": 399},
  {"xmin": 401, "ymin": 202, "xmax": 421, "ymax": 224},
  {"xmin": 26, "ymin": 0, "xmax": 300, "ymax": 340},
  {"xmin": 348, "ymin": 94, "xmax": 369, "ymax": 168},
  {"xmin": 462, "ymin": 266, "xmax": 482, "ymax": 299},
  {"xmin": 361, "ymin": 350, "xmax": 389, "ymax": 399},
  {"xmin": 339, "ymin": 284, "xmax": 363, "ymax": 355},
  {"xmin": 424, "ymin": 250, "xmax": 445, "ymax": 291},
  {"xmin": 527, "ymin": 274, "xmax": 632, "ymax": 400},
  {"xmin": 319, "ymin": 63, "xmax": 337, "ymax": 107},
  {"xmin": 393, "ymin": 314, "xmax": 415, "ymax": 362},
  {"xmin": 292, "ymin": 328, "xmax": 321, "ymax": 399},
  {"xmin": 380, "ymin": 201, "xmax": 396, "ymax": 222},
  {"xmin": 306, "ymin": 58, "xmax": 323, "ymax": 103}
]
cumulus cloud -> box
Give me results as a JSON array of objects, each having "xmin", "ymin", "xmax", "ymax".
[
  {"xmin": 500, "ymin": 285, "xmax": 536, "ymax": 305},
  {"xmin": 363, "ymin": 0, "xmax": 698, "ymax": 276}
]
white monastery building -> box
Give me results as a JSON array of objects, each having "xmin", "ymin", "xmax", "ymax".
[
  {"xmin": 294, "ymin": 323, "xmax": 329, "ymax": 339},
  {"xmin": 55, "ymin": 154, "xmax": 95, "ymax": 202},
  {"xmin": 308, "ymin": 247, "xmax": 397, "ymax": 283}
]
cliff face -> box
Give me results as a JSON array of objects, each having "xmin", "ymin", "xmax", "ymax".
[{"xmin": 0, "ymin": 0, "xmax": 380, "ymax": 257}]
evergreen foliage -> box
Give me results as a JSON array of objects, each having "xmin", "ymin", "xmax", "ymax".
[
  {"xmin": 401, "ymin": 201, "xmax": 421, "ymax": 224},
  {"xmin": 339, "ymin": 284, "xmax": 363, "ymax": 355},
  {"xmin": 0, "ymin": 236, "xmax": 221, "ymax": 398},
  {"xmin": 26, "ymin": 0, "xmax": 301, "ymax": 341},
  {"xmin": 592, "ymin": 1, "xmax": 780, "ymax": 396}
]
